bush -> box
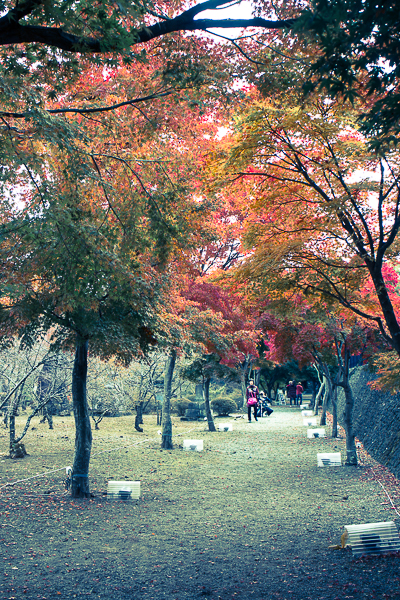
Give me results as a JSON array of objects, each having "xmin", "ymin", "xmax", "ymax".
[
  {"xmin": 172, "ymin": 398, "xmax": 195, "ymax": 417},
  {"xmin": 230, "ymin": 392, "xmax": 244, "ymax": 409},
  {"xmin": 211, "ymin": 396, "xmax": 237, "ymax": 416}
]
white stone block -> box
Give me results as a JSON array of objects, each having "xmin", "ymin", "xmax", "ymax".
[
  {"xmin": 218, "ymin": 423, "xmax": 233, "ymax": 432},
  {"xmin": 183, "ymin": 439, "xmax": 203, "ymax": 451},
  {"xmin": 107, "ymin": 480, "xmax": 140, "ymax": 500},
  {"xmin": 307, "ymin": 428, "xmax": 326, "ymax": 438},
  {"xmin": 303, "ymin": 417, "xmax": 317, "ymax": 426},
  {"xmin": 317, "ymin": 452, "xmax": 341, "ymax": 467}
]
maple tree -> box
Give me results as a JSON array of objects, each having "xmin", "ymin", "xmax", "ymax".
[
  {"xmin": 157, "ymin": 283, "xmax": 234, "ymax": 438},
  {"xmin": 369, "ymin": 350, "xmax": 400, "ymax": 394},
  {"xmin": 0, "ymin": 76, "xmax": 218, "ymax": 491},
  {"xmin": 183, "ymin": 274, "xmax": 260, "ymax": 403},
  {"xmin": 260, "ymin": 296, "xmax": 384, "ymax": 464},
  {"xmin": 213, "ymin": 95, "xmax": 400, "ymax": 359},
  {"xmin": 0, "ymin": 30, "xmax": 237, "ymax": 465},
  {"xmin": 0, "ymin": 195, "xmax": 163, "ymax": 494}
]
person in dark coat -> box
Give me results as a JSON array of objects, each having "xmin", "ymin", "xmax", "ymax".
[{"xmin": 286, "ymin": 380, "xmax": 297, "ymax": 406}]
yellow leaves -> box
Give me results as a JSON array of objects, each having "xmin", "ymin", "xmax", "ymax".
[{"xmin": 369, "ymin": 351, "xmax": 400, "ymax": 394}]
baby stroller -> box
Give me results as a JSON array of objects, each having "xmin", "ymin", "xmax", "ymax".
[{"xmin": 257, "ymin": 396, "xmax": 274, "ymax": 417}]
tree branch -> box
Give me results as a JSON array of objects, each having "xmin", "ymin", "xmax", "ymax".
[
  {"xmin": 0, "ymin": 0, "xmax": 295, "ymax": 52},
  {"xmin": 0, "ymin": 90, "xmax": 174, "ymax": 119}
]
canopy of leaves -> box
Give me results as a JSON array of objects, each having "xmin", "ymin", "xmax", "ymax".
[
  {"xmin": 298, "ymin": 0, "xmax": 400, "ymax": 146},
  {"xmin": 211, "ymin": 94, "xmax": 400, "ymax": 349}
]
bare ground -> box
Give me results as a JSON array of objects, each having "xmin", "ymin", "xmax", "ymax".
[{"xmin": 1, "ymin": 405, "xmax": 400, "ymax": 600}]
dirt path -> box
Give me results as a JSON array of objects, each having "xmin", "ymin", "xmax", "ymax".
[{"xmin": 1, "ymin": 406, "xmax": 400, "ymax": 599}]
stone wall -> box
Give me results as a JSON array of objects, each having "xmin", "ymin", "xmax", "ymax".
[{"xmin": 335, "ymin": 366, "xmax": 400, "ymax": 478}]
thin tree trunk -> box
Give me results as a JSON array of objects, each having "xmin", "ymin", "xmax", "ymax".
[
  {"xmin": 319, "ymin": 375, "xmax": 329, "ymax": 426},
  {"xmin": 309, "ymin": 380, "xmax": 316, "ymax": 409},
  {"xmin": 135, "ymin": 402, "xmax": 144, "ymax": 432},
  {"xmin": 8, "ymin": 385, "xmax": 22, "ymax": 454},
  {"xmin": 240, "ymin": 372, "xmax": 247, "ymax": 410},
  {"xmin": 161, "ymin": 349, "xmax": 176, "ymax": 450},
  {"xmin": 320, "ymin": 366, "xmax": 332, "ymax": 426},
  {"xmin": 331, "ymin": 384, "xmax": 338, "ymax": 438},
  {"xmin": 91, "ymin": 412, "xmax": 106, "ymax": 430},
  {"xmin": 71, "ymin": 339, "xmax": 92, "ymax": 497},
  {"xmin": 342, "ymin": 349, "xmax": 357, "ymax": 466},
  {"xmin": 313, "ymin": 380, "xmax": 324, "ymax": 416},
  {"xmin": 37, "ymin": 358, "xmax": 54, "ymax": 429},
  {"xmin": 239, "ymin": 356, "xmax": 251, "ymax": 409},
  {"xmin": 203, "ymin": 376, "xmax": 216, "ymax": 432},
  {"xmin": 0, "ymin": 359, "xmax": 48, "ymax": 412},
  {"xmin": 9, "ymin": 393, "xmax": 53, "ymax": 453},
  {"xmin": 372, "ymin": 270, "xmax": 400, "ymax": 356},
  {"xmin": 9, "ymin": 413, "xmax": 15, "ymax": 453}
]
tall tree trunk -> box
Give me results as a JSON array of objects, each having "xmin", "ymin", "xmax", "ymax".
[
  {"xmin": 331, "ymin": 384, "xmax": 338, "ymax": 438},
  {"xmin": 319, "ymin": 374, "xmax": 330, "ymax": 426},
  {"xmin": 313, "ymin": 380, "xmax": 324, "ymax": 416},
  {"xmin": 161, "ymin": 349, "xmax": 176, "ymax": 450},
  {"xmin": 319, "ymin": 365, "xmax": 332, "ymax": 426},
  {"xmin": 309, "ymin": 380, "xmax": 316, "ymax": 410},
  {"xmin": 135, "ymin": 402, "xmax": 144, "ymax": 432},
  {"xmin": 9, "ymin": 413, "xmax": 15, "ymax": 454},
  {"xmin": 372, "ymin": 270, "xmax": 400, "ymax": 356},
  {"xmin": 37, "ymin": 358, "xmax": 54, "ymax": 429},
  {"xmin": 71, "ymin": 339, "xmax": 92, "ymax": 497},
  {"xmin": 239, "ymin": 355, "xmax": 252, "ymax": 409},
  {"xmin": 203, "ymin": 376, "xmax": 216, "ymax": 432},
  {"xmin": 239, "ymin": 372, "xmax": 247, "ymax": 410},
  {"xmin": 9, "ymin": 386, "xmax": 22, "ymax": 454},
  {"xmin": 342, "ymin": 349, "xmax": 357, "ymax": 466}
]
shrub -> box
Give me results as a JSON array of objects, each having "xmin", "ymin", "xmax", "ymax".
[
  {"xmin": 230, "ymin": 392, "xmax": 244, "ymax": 408},
  {"xmin": 211, "ymin": 396, "xmax": 237, "ymax": 416},
  {"xmin": 172, "ymin": 398, "xmax": 195, "ymax": 417}
]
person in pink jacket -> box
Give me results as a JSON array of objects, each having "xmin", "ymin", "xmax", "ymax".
[
  {"xmin": 296, "ymin": 382, "xmax": 304, "ymax": 405},
  {"xmin": 246, "ymin": 379, "xmax": 259, "ymax": 422}
]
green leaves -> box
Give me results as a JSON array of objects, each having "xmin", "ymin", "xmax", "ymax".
[{"xmin": 299, "ymin": 0, "xmax": 400, "ymax": 146}]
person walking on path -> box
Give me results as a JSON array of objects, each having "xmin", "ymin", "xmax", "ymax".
[
  {"xmin": 246, "ymin": 379, "xmax": 259, "ymax": 422},
  {"xmin": 286, "ymin": 380, "xmax": 297, "ymax": 406},
  {"xmin": 296, "ymin": 382, "xmax": 303, "ymax": 405}
]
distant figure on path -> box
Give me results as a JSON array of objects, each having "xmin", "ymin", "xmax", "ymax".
[
  {"xmin": 286, "ymin": 380, "xmax": 297, "ymax": 406},
  {"xmin": 246, "ymin": 379, "xmax": 259, "ymax": 422},
  {"xmin": 296, "ymin": 382, "xmax": 304, "ymax": 405}
]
